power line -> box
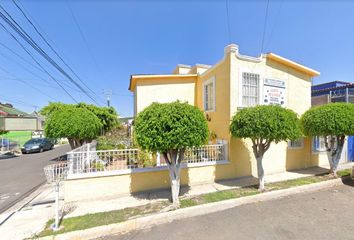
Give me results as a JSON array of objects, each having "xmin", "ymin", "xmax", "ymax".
[
  {"xmin": 0, "ymin": 63, "xmax": 58, "ymax": 101},
  {"xmin": 260, "ymin": 0, "xmax": 270, "ymax": 54},
  {"xmin": 65, "ymin": 1, "xmax": 104, "ymax": 82},
  {"xmin": 12, "ymin": 0, "xmax": 105, "ymax": 104},
  {"xmin": 0, "ymin": 44, "xmax": 94, "ymax": 94},
  {"xmin": 0, "ymin": 95, "xmax": 39, "ymax": 109},
  {"xmin": 0, "ymin": 5, "xmax": 99, "ymax": 104},
  {"xmin": 264, "ymin": 0, "xmax": 284, "ymax": 51},
  {"xmin": 0, "ymin": 46, "xmax": 53, "ymax": 85},
  {"xmin": 0, "ymin": 41, "xmax": 45, "ymax": 74},
  {"xmin": 0, "ymin": 20, "xmax": 78, "ymax": 103},
  {"xmin": 102, "ymin": 89, "xmax": 112, "ymax": 107},
  {"xmin": 225, "ymin": 0, "xmax": 231, "ymax": 44}
]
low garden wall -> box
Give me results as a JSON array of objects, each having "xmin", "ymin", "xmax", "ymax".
[
  {"xmin": 64, "ymin": 141, "xmax": 230, "ymax": 202},
  {"xmin": 64, "ymin": 161, "xmax": 230, "ymax": 202}
]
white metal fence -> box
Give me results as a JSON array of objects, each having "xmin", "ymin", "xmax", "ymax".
[
  {"xmin": 0, "ymin": 137, "xmax": 21, "ymax": 154},
  {"xmin": 67, "ymin": 141, "xmax": 228, "ymax": 175}
]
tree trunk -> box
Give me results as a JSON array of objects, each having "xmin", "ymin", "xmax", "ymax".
[
  {"xmin": 251, "ymin": 138, "xmax": 270, "ymax": 191},
  {"xmin": 325, "ymin": 135, "xmax": 345, "ymax": 177},
  {"xmin": 163, "ymin": 149, "xmax": 185, "ymax": 208},
  {"xmin": 68, "ymin": 138, "xmax": 76, "ymax": 149},
  {"xmin": 256, "ymin": 156, "xmax": 265, "ymax": 191}
]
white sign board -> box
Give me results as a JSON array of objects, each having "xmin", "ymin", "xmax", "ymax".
[{"xmin": 263, "ymin": 79, "xmax": 286, "ymax": 106}]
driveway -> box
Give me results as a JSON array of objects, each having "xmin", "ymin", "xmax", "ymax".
[
  {"xmin": 102, "ymin": 181, "xmax": 354, "ymax": 240},
  {"xmin": 0, "ymin": 145, "xmax": 70, "ymax": 213}
]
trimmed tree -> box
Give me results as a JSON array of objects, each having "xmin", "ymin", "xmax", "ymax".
[
  {"xmin": 230, "ymin": 105, "xmax": 302, "ymax": 191},
  {"xmin": 301, "ymin": 103, "xmax": 354, "ymax": 176},
  {"xmin": 41, "ymin": 102, "xmax": 119, "ymax": 133},
  {"xmin": 134, "ymin": 101, "xmax": 208, "ymax": 207},
  {"xmin": 44, "ymin": 106, "xmax": 102, "ymax": 149},
  {"xmin": 77, "ymin": 103, "xmax": 120, "ymax": 133}
]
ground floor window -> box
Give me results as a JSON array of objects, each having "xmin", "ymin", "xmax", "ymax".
[
  {"xmin": 288, "ymin": 138, "xmax": 304, "ymax": 149},
  {"xmin": 313, "ymin": 136, "xmax": 326, "ymax": 152}
]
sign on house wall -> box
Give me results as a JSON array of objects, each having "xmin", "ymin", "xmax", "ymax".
[{"xmin": 263, "ymin": 78, "xmax": 286, "ymax": 106}]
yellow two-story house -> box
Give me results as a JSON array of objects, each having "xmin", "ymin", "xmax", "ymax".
[{"xmin": 129, "ymin": 44, "xmax": 326, "ymax": 181}]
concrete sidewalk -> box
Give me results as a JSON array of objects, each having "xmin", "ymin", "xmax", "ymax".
[
  {"xmin": 1, "ymin": 163, "xmax": 352, "ymax": 240},
  {"xmin": 64, "ymin": 163, "xmax": 353, "ymax": 218},
  {"xmin": 0, "ymin": 183, "xmax": 63, "ymax": 240}
]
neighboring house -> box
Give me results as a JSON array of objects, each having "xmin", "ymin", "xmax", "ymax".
[
  {"xmin": 129, "ymin": 43, "xmax": 325, "ymax": 180},
  {"xmin": 311, "ymin": 81, "xmax": 354, "ymax": 162},
  {"xmin": 312, "ymin": 81, "xmax": 354, "ymax": 105},
  {"xmin": 0, "ymin": 103, "xmax": 43, "ymax": 131}
]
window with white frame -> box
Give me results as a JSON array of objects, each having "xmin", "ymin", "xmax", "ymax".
[
  {"xmin": 242, "ymin": 72, "xmax": 260, "ymax": 107},
  {"xmin": 203, "ymin": 77, "xmax": 215, "ymax": 111},
  {"xmin": 288, "ymin": 138, "xmax": 304, "ymax": 149},
  {"xmin": 313, "ymin": 136, "xmax": 327, "ymax": 152}
]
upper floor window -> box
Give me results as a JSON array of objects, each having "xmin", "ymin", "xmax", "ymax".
[
  {"xmin": 203, "ymin": 77, "xmax": 215, "ymax": 112},
  {"xmin": 242, "ymin": 72, "xmax": 260, "ymax": 107}
]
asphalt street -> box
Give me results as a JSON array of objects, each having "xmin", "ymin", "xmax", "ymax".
[
  {"xmin": 102, "ymin": 181, "xmax": 354, "ymax": 240},
  {"xmin": 0, "ymin": 144, "xmax": 70, "ymax": 213}
]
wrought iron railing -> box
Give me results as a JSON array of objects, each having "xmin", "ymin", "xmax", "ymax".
[{"xmin": 67, "ymin": 142, "xmax": 228, "ymax": 175}]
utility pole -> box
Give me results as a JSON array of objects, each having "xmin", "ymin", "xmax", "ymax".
[{"xmin": 102, "ymin": 89, "xmax": 112, "ymax": 107}]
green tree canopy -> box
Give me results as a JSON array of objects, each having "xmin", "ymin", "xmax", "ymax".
[
  {"xmin": 134, "ymin": 101, "xmax": 208, "ymax": 207},
  {"xmin": 301, "ymin": 103, "xmax": 354, "ymax": 175},
  {"xmin": 41, "ymin": 102, "xmax": 119, "ymax": 133},
  {"xmin": 135, "ymin": 101, "xmax": 208, "ymax": 152},
  {"xmin": 44, "ymin": 105, "xmax": 102, "ymax": 149},
  {"xmin": 230, "ymin": 105, "xmax": 302, "ymax": 143},
  {"xmin": 301, "ymin": 103, "xmax": 354, "ymax": 137},
  {"xmin": 230, "ymin": 105, "xmax": 302, "ymax": 190}
]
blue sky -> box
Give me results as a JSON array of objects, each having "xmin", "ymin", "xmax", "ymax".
[{"xmin": 0, "ymin": 0, "xmax": 353, "ymax": 117}]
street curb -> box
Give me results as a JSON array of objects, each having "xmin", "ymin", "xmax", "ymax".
[{"xmin": 40, "ymin": 177, "xmax": 349, "ymax": 240}]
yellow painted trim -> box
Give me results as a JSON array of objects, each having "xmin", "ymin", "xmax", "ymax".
[
  {"xmin": 129, "ymin": 74, "xmax": 198, "ymax": 91},
  {"xmin": 267, "ymin": 53, "xmax": 320, "ymax": 77}
]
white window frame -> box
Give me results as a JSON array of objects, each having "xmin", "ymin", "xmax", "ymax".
[
  {"xmin": 312, "ymin": 136, "xmax": 327, "ymax": 153},
  {"xmin": 288, "ymin": 138, "xmax": 304, "ymax": 149},
  {"xmin": 238, "ymin": 70, "xmax": 262, "ymax": 108},
  {"xmin": 203, "ymin": 76, "xmax": 216, "ymax": 112}
]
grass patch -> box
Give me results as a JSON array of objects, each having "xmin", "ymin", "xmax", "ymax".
[
  {"xmin": 1, "ymin": 131, "xmax": 32, "ymax": 146},
  {"xmin": 337, "ymin": 168, "xmax": 351, "ymax": 177},
  {"xmin": 37, "ymin": 169, "xmax": 352, "ymax": 237},
  {"xmin": 37, "ymin": 201, "xmax": 170, "ymax": 237}
]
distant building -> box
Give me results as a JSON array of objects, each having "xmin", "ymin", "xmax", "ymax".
[
  {"xmin": 311, "ymin": 81, "xmax": 354, "ymax": 106},
  {"xmin": 0, "ymin": 103, "xmax": 29, "ymax": 117},
  {"xmin": 0, "ymin": 103, "xmax": 44, "ymax": 131},
  {"xmin": 311, "ymin": 81, "xmax": 354, "ymax": 162}
]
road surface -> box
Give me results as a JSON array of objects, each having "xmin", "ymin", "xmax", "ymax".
[
  {"xmin": 0, "ymin": 145, "xmax": 70, "ymax": 213},
  {"xmin": 102, "ymin": 181, "xmax": 354, "ymax": 240}
]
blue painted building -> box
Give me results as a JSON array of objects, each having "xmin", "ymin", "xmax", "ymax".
[{"xmin": 311, "ymin": 81, "xmax": 354, "ymax": 162}]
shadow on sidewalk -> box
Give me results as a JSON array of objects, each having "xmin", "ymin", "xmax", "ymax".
[
  {"xmin": 341, "ymin": 177, "xmax": 354, "ymax": 187},
  {"xmin": 131, "ymin": 185, "xmax": 191, "ymax": 202},
  {"xmin": 0, "ymin": 153, "xmax": 19, "ymax": 161},
  {"xmin": 285, "ymin": 166, "xmax": 330, "ymax": 176},
  {"xmin": 215, "ymin": 176, "xmax": 258, "ymax": 188}
]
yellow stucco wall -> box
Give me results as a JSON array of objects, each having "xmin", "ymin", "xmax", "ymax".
[
  {"xmin": 227, "ymin": 53, "xmax": 316, "ymax": 177},
  {"xmin": 130, "ymin": 48, "xmax": 324, "ymax": 182},
  {"xmin": 65, "ymin": 163, "xmax": 231, "ymax": 202},
  {"xmin": 66, "ymin": 45, "xmax": 326, "ymax": 203},
  {"xmin": 135, "ymin": 77, "xmax": 197, "ymax": 114}
]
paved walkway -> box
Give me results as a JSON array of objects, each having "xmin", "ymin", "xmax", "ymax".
[
  {"xmin": 101, "ymin": 182, "xmax": 354, "ymax": 240},
  {"xmin": 0, "ymin": 163, "xmax": 352, "ymax": 240},
  {"xmin": 64, "ymin": 163, "xmax": 352, "ymax": 218}
]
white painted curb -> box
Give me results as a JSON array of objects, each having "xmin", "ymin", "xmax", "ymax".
[{"xmin": 40, "ymin": 177, "xmax": 349, "ymax": 240}]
